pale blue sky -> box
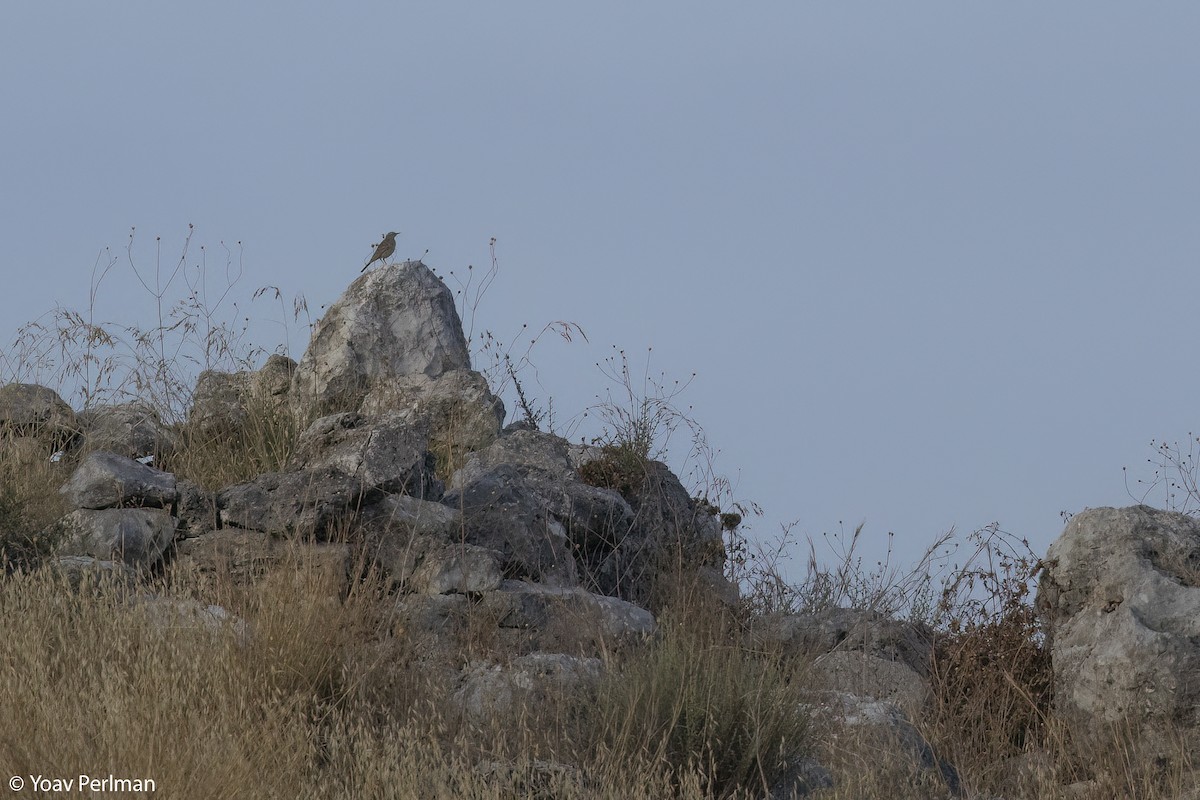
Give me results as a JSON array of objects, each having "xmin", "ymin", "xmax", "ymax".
[{"xmin": 3, "ymin": 4, "xmax": 1199, "ymax": 574}]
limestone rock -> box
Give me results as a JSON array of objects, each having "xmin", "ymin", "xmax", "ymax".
[
  {"xmin": 288, "ymin": 411, "xmax": 441, "ymax": 500},
  {"xmin": 292, "ymin": 261, "xmax": 472, "ymax": 418},
  {"xmin": 76, "ymin": 401, "xmax": 176, "ymax": 460},
  {"xmin": 1037, "ymin": 505, "xmax": 1200, "ymax": 759},
  {"xmin": 189, "ymin": 353, "xmax": 296, "ymax": 438},
  {"xmin": 57, "ymin": 507, "xmax": 175, "ymax": 567},
  {"xmin": 441, "ymin": 464, "xmax": 578, "ymax": 587},
  {"xmin": 0, "ymin": 383, "xmax": 77, "ymax": 446},
  {"xmin": 216, "ymin": 466, "xmax": 364, "ymax": 540},
  {"xmin": 60, "ymin": 451, "xmax": 177, "ymax": 510}
]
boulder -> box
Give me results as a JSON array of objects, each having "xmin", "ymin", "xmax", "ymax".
[
  {"xmin": 442, "ymin": 464, "xmax": 578, "ymax": 587},
  {"xmin": 188, "ymin": 354, "xmax": 296, "ymax": 438},
  {"xmin": 75, "ymin": 402, "xmax": 176, "ymax": 460},
  {"xmin": 0, "ymin": 383, "xmax": 77, "ymax": 446},
  {"xmin": 1036, "ymin": 505, "xmax": 1200, "ymax": 759},
  {"xmin": 291, "ymin": 261, "xmax": 472, "ymax": 418},
  {"xmin": 755, "ymin": 607, "xmax": 934, "ymax": 677},
  {"xmin": 174, "ymin": 478, "xmax": 218, "ymax": 537},
  {"xmin": 288, "ymin": 412, "xmax": 441, "ymax": 500},
  {"xmin": 449, "ymin": 429, "xmax": 635, "ymax": 574},
  {"xmin": 478, "ymin": 579, "xmax": 657, "ymax": 652},
  {"xmin": 360, "ymin": 369, "xmax": 505, "ymax": 474},
  {"xmin": 216, "ymin": 466, "xmax": 364, "ymax": 540},
  {"xmin": 59, "ymin": 451, "xmax": 177, "ymax": 510},
  {"xmin": 57, "ymin": 508, "xmax": 175, "ymax": 567}
]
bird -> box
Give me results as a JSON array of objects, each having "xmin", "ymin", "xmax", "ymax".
[{"xmin": 361, "ymin": 231, "xmax": 400, "ymax": 272}]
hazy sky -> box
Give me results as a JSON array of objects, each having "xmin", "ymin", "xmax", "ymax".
[{"xmin": 3, "ymin": 4, "xmax": 1199, "ymax": 576}]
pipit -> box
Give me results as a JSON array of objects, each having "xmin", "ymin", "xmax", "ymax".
[{"xmin": 361, "ymin": 231, "xmax": 400, "ymax": 272}]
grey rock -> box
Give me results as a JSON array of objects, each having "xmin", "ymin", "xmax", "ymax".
[
  {"xmin": 360, "ymin": 369, "xmax": 505, "ymax": 472},
  {"xmin": 454, "ymin": 653, "xmax": 602, "ymax": 722},
  {"xmin": 173, "ymin": 478, "xmax": 218, "ymax": 537},
  {"xmin": 1036, "ymin": 505, "xmax": 1200, "ymax": 760},
  {"xmin": 189, "ymin": 354, "xmax": 296, "ymax": 438},
  {"xmin": 57, "ymin": 507, "xmax": 175, "ymax": 566},
  {"xmin": 60, "ymin": 451, "xmax": 177, "ymax": 510},
  {"xmin": 442, "ymin": 464, "xmax": 578, "ymax": 587},
  {"xmin": 292, "ymin": 261, "xmax": 472, "ymax": 418},
  {"xmin": 288, "ymin": 411, "xmax": 441, "ymax": 500},
  {"xmin": 0, "ymin": 383, "xmax": 77, "ymax": 445},
  {"xmin": 767, "ymin": 756, "xmax": 835, "ymax": 798},
  {"xmin": 76, "ymin": 401, "xmax": 176, "ymax": 460},
  {"xmin": 130, "ymin": 595, "xmax": 249, "ymax": 643},
  {"xmin": 216, "ymin": 466, "xmax": 364, "ymax": 540},
  {"xmin": 757, "ymin": 607, "xmax": 934, "ymax": 677}
]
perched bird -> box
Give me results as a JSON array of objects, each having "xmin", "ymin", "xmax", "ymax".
[{"xmin": 361, "ymin": 231, "xmax": 400, "ymax": 272}]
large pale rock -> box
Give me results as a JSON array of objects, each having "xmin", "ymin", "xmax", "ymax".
[
  {"xmin": 76, "ymin": 402, "xmax": 176, "ymax": 460},
  {"xmin": 0, "ymin": 383, "xmax": 77, "ymax": 445},
  {"xmin": 60, "ymin": 451, "xmax": 177, "ymax": 510},
  {"xmin": 216, "ymin": 467, "xmax": 364, "ymax": 540},
  {"xmin": 291, "ymin": 261, "xmax": 472, "ymax": 418},
  {"xmin": 1037, "ymin": 505, "xmax": 1200, "ymax": 758},
  {"xmin": 288, "ymin": 412, "xmax": 441, "ymax": 500},
  {"xmin": 57, "ymin": 508, "xmax": 175, "ymax": 567}
]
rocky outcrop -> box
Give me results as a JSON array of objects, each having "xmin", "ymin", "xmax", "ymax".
[
  {"xmin": 58, "ymin": 508, "xmax": 175, "ymax": 567},
  {"xmin": 291, "ymin": 261, "xmax": 473, "ymax": 418},
  {"xmin": 1037, "ymin": 505, "xmax": 1200, "ymax": 760}
]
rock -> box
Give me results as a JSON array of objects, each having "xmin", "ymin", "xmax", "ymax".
[
  {"xmin": 0, "ymin": 383, "xmax": 77, "ymax": 446},
  {"xmin": 361, "ymin": 370, "xmax": 505, "ymax": 475},
  {"xmin": 60, "ymin": 451, "xmax": 178, "ymax": 510},
  {"xmin": 216, "ymin": 466, "xmax": 364, "ymax": 540},
  {"xmin": 817, "ymin": 692, "xmax": 961, "ymax": 796},
  {"xmin": 75, "ymin": 402, "xmax": 176, "ymax": 460},
  {"xmin": 479, "ymin": 579, "xmax": 657, "ymax": 646},
  {"xmin": 449, "ymin": 429, "xmax": 636, "ymax": 581},
  {"xmin": 454, "ymin": 653, "xmax": 602, "ymax": 722},
  {"xmin": 172, "ymin": 528, "xmax": 350, "ymax": 592},
  {"xmin": 174, "ymin": 478, "xmax": 218, "ymax": 537},
  {"xmin": 575, "ymin": 448, "xmax": 731, "ymax": 609},
  {"xmin": 756, "ymin": 607, "xmax": 934, "ymax": 677},
  {"xmin": 442, "ymin": 465, "xmax": 578, "ymax": 587},
  {"xmin": 809, "ymin": 651, "xmax": 930, "ymax": 715},
  {"xmin": 188, "ymin": 354, "xmax": 296, "ymax": 438},
  {"xmin": 288, "ymin": 412, "xmax": 442, "ymax": 500},
  {"xmin": 48, "ymin": 555, "xmax": 136, "ymax": 590},
  {"xmin": 57, "ymin": 508, "xmax": 175, "ymax": 567},
  {"xmin": 1036, "ymin": 505, "xmax": 1200, "ymax": 760},
  {"xmin": 292, "ymin": 261, "xmax": 472, "ymax": 418}
]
